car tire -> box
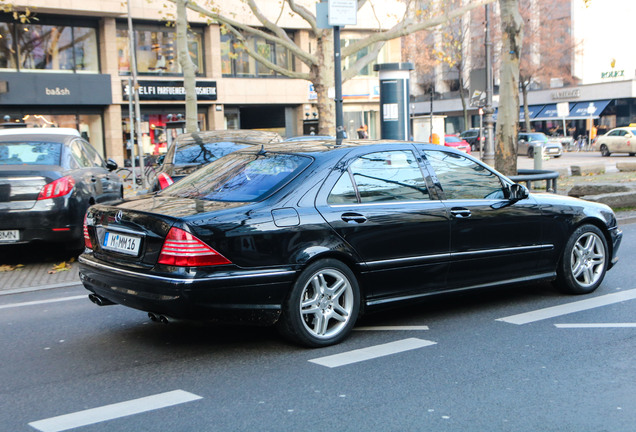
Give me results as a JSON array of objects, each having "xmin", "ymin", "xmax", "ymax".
[
  {"xmin": 600, "ymin": 144, "xmax": 611, "ymax": 157},
  {"xmin": 527, "ymin": 147, "xmax": 534, "ymax": 158},
  {"xmin": 278, "ymin": 259, "xmax": 360, "ymax": 348},
  {"xmin": 554, "ymin": 224, "xmax": 608, "ymax": 295}
]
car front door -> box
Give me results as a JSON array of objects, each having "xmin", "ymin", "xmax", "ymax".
[
  {"xmin": 76, "ymin": 139, "xmax": 120, "ymax": 202},
  {"xmin": 421, "ymin": 149, "xmax": 546, "ymax": 289},
  {"xmin": 315, "ymin": 146, "xmax": 450, "ymax": 302}
]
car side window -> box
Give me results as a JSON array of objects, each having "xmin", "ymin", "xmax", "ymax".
[
  {"xmin": 608, "ymin": 130, "xmax": 620, "ymax": 136},
  {"xmin": 328, "ymin": 150, "xmax": 429, "ymax": 204},
  {"xmin": 423, "ymin": 150, "xmax": 505, "ymax": 200},
  {"xmin": 70, "ymin": 141, "xmax": 92, "ymax": 168},
  {"xmin": 81, "ymin": 140, "xmax": 106, "ymax": 168}
]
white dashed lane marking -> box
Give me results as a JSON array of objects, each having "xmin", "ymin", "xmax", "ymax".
[
  {"xmin": 496, "ymin": 289, "xmax": 636, "ymax": 325},
  {"xmin": 28, "ymin": 390, "xmax": 202, "ymax": 432},
  {"xmin": 309, "ymin": 338, "xmax": 437, "ymax": 368}
]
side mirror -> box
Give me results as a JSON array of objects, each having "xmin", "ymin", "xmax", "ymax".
[
  {"xmin": 509, "ymin": 183, "xmax": 529, "ymax": 201},
  {"xmin": 156, "ymin": 155, "xmax": 165, "ymax": 165},
  {"xmin": 105, "ymin": 158, "xmax": 118, "ymax": 171}
]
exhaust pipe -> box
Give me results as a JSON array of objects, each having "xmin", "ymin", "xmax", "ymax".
[
  {"xmin": 88, "ymin": 293, "xmax": 115, "ymax": 306},
  {"xmin": 148, "ymin": 312, "xmax": 171, "ymax": 324}
]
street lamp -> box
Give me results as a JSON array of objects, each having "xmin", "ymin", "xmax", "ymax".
[{"xmin": 482, "ymin": 3, "xmax": 495, "ymax": 167}]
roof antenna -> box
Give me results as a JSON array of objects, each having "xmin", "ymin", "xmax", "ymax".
[{"xmin": 257, "ymin": 144, "xmax": 267, "ymax": 156}]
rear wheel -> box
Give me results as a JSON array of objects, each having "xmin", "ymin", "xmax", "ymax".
[
  {"xmin": 278, "ymin": 259, "xmax": 360, "ymax": 347},
  {"xmin": 554, "ymin": 224, "xmax": 608, "ymax": 295},
  {"xmin": 600, "ymin": 144, "xmax": 611, "ymax": 157}
]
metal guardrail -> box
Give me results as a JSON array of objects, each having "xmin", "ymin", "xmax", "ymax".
[{"xmin": 509, "ymin": 169, "xmax": 559, "ymax": 194}]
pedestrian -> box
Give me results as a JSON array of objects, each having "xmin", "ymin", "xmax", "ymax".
[{"xmin": 356, "ymin": 124, "xmax": 368, "ymax": 139}]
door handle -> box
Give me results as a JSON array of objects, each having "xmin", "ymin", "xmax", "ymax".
[
  {"xmin": 341, "ymin": 212, "xmax": 367, "ymax": 224},
  {"xmin": 450, "ymin": 208, "xmax": 471, "ymax": 218}
]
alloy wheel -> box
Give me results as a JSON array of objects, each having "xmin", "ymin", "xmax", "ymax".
[{"xmin": 570, "ymin": 231, "xmax": 606, "ymax": 288}]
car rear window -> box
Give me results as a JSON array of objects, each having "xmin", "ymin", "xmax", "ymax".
[
  {"xmin": 174, "ymin": 141, "xmax": 250, "ymax": 165},
  {"xmin": 163, "ymin": 152, "xmax": 312, "ymax": 202},
  {"xmin": 0, "ymin": 142, "xmax": 62, "ymax": 165},
  {"xmin": 445, "ymin": 136, "xmax": 460, "ymax": 143}
]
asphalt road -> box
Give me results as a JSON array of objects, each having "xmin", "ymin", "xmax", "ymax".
[{"xmin": 1, "ymin": 224, "xmax": 635, "ymax": 431}]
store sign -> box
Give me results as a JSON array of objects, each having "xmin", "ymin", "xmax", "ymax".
[
  {"xmin": 0, "ymin": 72, "xmax": 111, "ymax": 105},
  {"xmin": 122, "ymin": 80, "xmax": 217, "ymax": 101},
  {"xmin": 601, "ymin": 70, "xmax": 625, "ymax": 79},
  {"xmin": 551, "ymin": 89, "xmax": 581, "ymax": 100}
]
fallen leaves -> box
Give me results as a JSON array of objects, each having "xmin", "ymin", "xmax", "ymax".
[
  {"xmin": 0, "ymin": 264, "xmax": 24, "ymax": 272},
  {"xmin": 48, "ymin": 258, "xmax": 75, "ymax": 274}
]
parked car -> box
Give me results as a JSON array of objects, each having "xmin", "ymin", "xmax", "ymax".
[
  {"xmin": 596, "ymin": 127, "xmax": 636, "ymax": 157},
  {"xmin": 459, "ymin": 128, "xmax": 490, "ymax": 151},
  {"xmin": 79, "ymin": 140, "xmax": 622, "ymax": 347},
  {"xmin": 152, "ymin": 129, "xmax": 283, "ymax": 190},
  {"xmin": 444, "ymin": 135, "xmax": 471, "ymax": 154},
  {"xmin": 0, "ymin": 128, "xmax": 122, "ymax": 250},
  {"xmin": 518, "ymin": 132, "xmax": 563, "ymax": 158}
]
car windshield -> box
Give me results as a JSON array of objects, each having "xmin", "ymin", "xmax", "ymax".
[
  {"xmin": 526, "ymin": 133, "xmax": 548, "ymax": 142},
  {"xmin": 174, "ymin": 141, "xmax": 250, "ymax": 165},
  {"xmin": 163, "ymin": 152, "xmax": 312, "ymax": 202},
  {"xmin": 0, "ymin": 141, "xmax": 62, "ymax": 165},
  {"xmin": 631, "ymin": 129, "xmax": 636, "ymax": 136}
]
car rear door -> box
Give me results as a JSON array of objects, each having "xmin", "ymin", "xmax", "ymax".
[
  {"xmin": 421, "ymin": 149, "xmax": 546, "ymax": 289},
  {"xmin": 315, "ymin": 146, "xmax": 450, "ymax": 301}
]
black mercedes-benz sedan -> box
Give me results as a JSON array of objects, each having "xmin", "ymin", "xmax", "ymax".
[
  {"xmin": 79, "ymin": 140, "xmax": 622, "ymax": 347},
  {"xmin": 0, "ymin": 128, "xmax": 122, "ymax": 250}
]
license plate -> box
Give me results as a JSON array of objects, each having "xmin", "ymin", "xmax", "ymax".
[
  {"xmin": 102, "ymin": 231, "xmax": 141, "ymax": 256},
  {"xmin": 0, "ymin": 230, "xmax": 19, "ymax": 242}
]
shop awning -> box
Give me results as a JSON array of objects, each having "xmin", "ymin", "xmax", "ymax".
[
  {"xmin": 533, "ymin": 103, "xmax": 571, "ymax": 121},
  {"xmin": 493, "ymin": 105, "xmax": 544, "ymax": 121},
  {"xmin": 568, "ymin": 100, "xmax": 612, "ymax": 119}
]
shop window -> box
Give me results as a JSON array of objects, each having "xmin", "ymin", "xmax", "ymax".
[
  {"xmin": 117, "ymin": 25, "xmax": 203, "ymax": 76},
  {"xmin": 0, "ymin": 20, "xmax": 98, "ymax": 73},
  {"xmin": 221, "ymin": 32, "xmax": 295, "ymax": 78}
]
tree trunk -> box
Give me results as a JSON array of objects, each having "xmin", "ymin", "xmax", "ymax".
[
  {"xmin": 311, "ymin": 31, "xmax": 336, "ymax": 137},
  {"xmin": 521, "ymin": 81, "xmax": 531, "ymax": 132},
  {"xmin": 176, "ymin": 0, "xmax": 198, "ymax": 133},
  {"xmin": 495, "ymin": 0, "xmax": 523, "ymax": 176}
]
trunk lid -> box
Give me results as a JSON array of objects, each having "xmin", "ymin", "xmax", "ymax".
[{"xmin": 0, "ymin": 166, "xmax": 63, "ymax": 210}]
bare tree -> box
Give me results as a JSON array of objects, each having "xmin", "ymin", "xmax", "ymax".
[
  {"xmin": 519, "ymin": 0, "xmax": 577, "ymax": 132},
  {"xmin": 176, "ymin": 0, "xmax": 198, "ymax": 133},
  {"xmin": 164, "ymin": 0, "xmax": 497, "ymax": 135},
  {"xmin": 495, "ymin": 0, "xmax": 523, "ymax": 175}
]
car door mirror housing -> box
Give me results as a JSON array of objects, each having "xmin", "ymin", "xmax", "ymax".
[
  {"xmin": 509, "ymin": 183, "xmax": 529, "ymax": 201},
  {"xmin": 105, "ymin": 158, "xmax": 118, "ymax": 171}
]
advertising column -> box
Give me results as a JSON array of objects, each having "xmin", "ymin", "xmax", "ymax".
[{"xmin": 374, "ymin": 63, "xmax": 414, "ymax": 140}]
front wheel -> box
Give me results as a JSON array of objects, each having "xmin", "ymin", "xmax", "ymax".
[
  {"xmin": 278, "ymin": 259, "xmax": 360, "ymax": 347},
  {"xmin": 600, "ymin": 144, "xmax": 611, "ymax": 157},
  {"xmin": 554, "ymin": 225, "xmax": 608, "ymax": 295}
]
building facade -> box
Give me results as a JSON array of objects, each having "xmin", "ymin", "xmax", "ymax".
[{"xmin": 0, "ymin": 0, "xmax": 401, "ymax": 164}]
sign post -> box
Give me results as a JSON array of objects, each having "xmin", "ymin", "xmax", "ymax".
[
  {"xmin": 325, "ymin": 0, "xmax": 357, "ymax": 145},
  {"xmin": 556, "ymin": 101, "xmax": 569, "ymax": 140}
]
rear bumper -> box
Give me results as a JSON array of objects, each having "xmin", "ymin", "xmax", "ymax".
[
  {"xmin": 78, "ymin": 254, "xmax": 297, "ymax": 325},
  {"xmin": 0, "ymin": 200, "xmax": 82, "ymax": 245}
]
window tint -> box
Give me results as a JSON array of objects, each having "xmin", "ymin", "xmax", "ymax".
[
  {"xmin": 328, "ymin": 171, "xmax": 357, "ymax": 205},
  {"xmin": 424, "ymin": 150, "xmax": 504, "ymax": 200},
  {"xmin": 346, "ymin": 150, "xmax": 429, "ymax": 203},
  {"xmin": 608, "ymin": 130, "xmax": 621, "ymax": 136},
  {"xmin": 164, "ymin": 152, "xmax": 311, "ymax": 202},
  {"xmin": 79, "ymin": 140, "xmax": 104, "ymax": 167},
  {"xmin": 70, "ymin": 141, "xmax": 92, "ymax": 168},
  {"xmin": 174, "ymin": 141, "xmax": 249, "ymax": 165},
  {"xmin": 0, "ymin": 141, "xmax": 62, "ymax": 165}
]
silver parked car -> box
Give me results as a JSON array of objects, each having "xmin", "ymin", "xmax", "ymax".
[{"xmin": 518, "ymin": 132, "xmax": 563, "ymax": 158}]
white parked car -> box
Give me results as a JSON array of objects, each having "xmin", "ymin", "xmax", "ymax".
[{"xmin": 596, "ymin": 127, "xmax": 636, "ymax": 157}]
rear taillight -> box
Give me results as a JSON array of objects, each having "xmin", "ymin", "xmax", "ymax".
[
  {"xmin": 38, "ymin": 176, "xmax": 75, "ymax": 200},
  {"xmin": 83, "ymin": 214, "xmax": 92, "ymax": 249},
  {"xmin": 158, "ymin": 227, "xmax": 231, "ymax": 267},
  {"xmin": 157, "ymin": 172, "xmax": 174, "ymax": 190}
]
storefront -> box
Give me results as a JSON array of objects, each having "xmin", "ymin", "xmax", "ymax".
[{"xmin": 0, "ymin": 72, "xmax": 111, "ymax": 155}]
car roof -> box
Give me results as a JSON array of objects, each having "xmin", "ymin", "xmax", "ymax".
[
  {"xmin": 175, "ymin": 129, "xmax": 283, "ymax": 147},
  {"xmin": 0, "ymin": 128, "xmax": 82, "ymax": 143},
  {"xmin": 231, "ymin": 139, "xmax": 448, "ymax": 156}
]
